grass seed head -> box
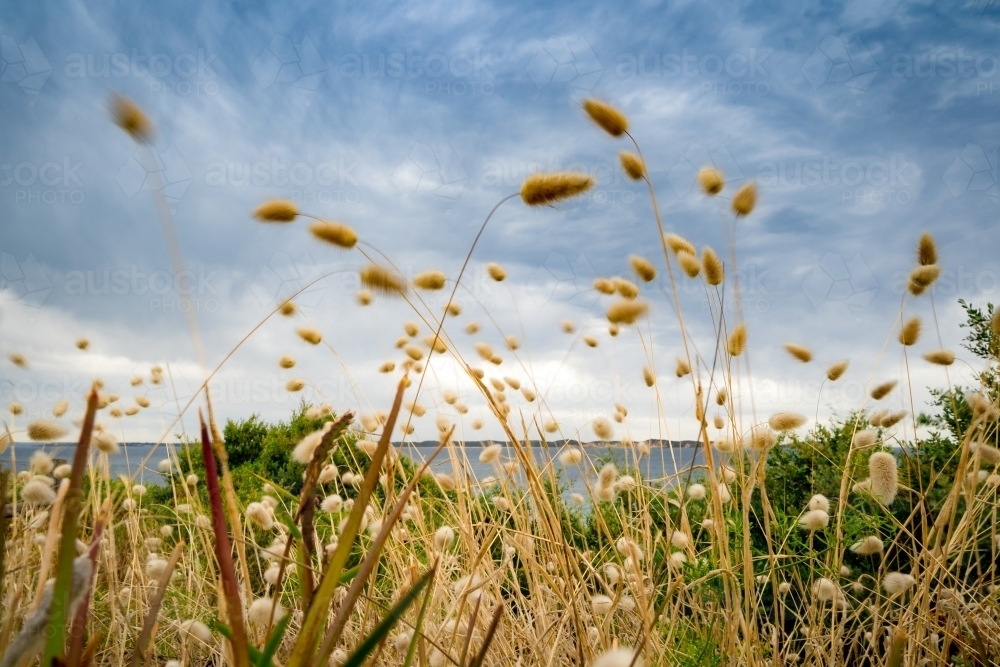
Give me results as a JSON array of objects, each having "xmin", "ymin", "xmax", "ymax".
[
  {"xmin": 899, "ymin": 316, "xmax": 921, "ymax": 346},
  {"xmin": 593, "ymin": 277, "xmax": 616, "ymax": 295},
  {"xmin": 675, "ymin": 357, "xmax": 691, "ymax": 377},
  {"xmin": 922, "ymin": 349, "xmax": 955, "ymax": 365},
  {"xmin": 520, "ymin": 172, "xmax": 596, "ymax": 206},
  {"xmin": 664, "ymin": 233, "xmax": 695, "ymax": 256},
  {"xmin": 254, "ymin": 199, "xmax": 298, "ymax": 222},
  {"xmin": 827, "ymin": 359, "xmax": 849, "ymax": 381},
  {"xmin": 917, "ymin": 232, "xmax": 937, "ymax": 266},
  {"xmin": 882, "ymin": 572, "xmax": 916, "ymax": 596},
  {"xmin": 582, "ymin": 98, "xmax": 629, "ymax": 137},
  {"xmin": 296, "ymin": 327, "xmax": 322, "ymax": 345},
  {"xmin": 868, "ymin": 451, "xmax": 899, "ymax": 504},
  {"xmin": 642, "ymin": 366, "xmax": 655, "ymax": 387},
  {"xmin": 850, "ymin": 536, "xmax": 884, "ymax": 556},
  {"xmin": 907, "ymin": 264, "xmax": 941, "ymax": 295},
  {"xmin": 731, "ymin": 182, "xmax": 758, "ymax": 216},
  {"xmin": 769, "ymin": 412, "xmax": 806, "ymax": 431},
  {"xmin": 309, "ymin": 220, "xmax": 357, "ymax": 249},
  {"xmin": 727, "ymin": 322, "xmax": 748, "ymax": 356},
  {"xmin": 784, "ymin": 343, "xmax": 813, "ymax": 362},
  {"xmin": 698, "ymin": 167, "xmax": 725, "ymax": 195},
  {"xmin": 871, "ymin": 380, "xmax": 897, "ymax": 400},
  {"xmin": 413, "ymin": 269, "xmax": 446, "ymax": 290},
  {"xmin": 702, "ymin": 246, "xmax": 724, "ymax": 285},
  {"xmin": 27, "ymin": 420, "xmax": 67, "ymax": 441},
  {"xmin": 677, "ymin": 250, "xmax": 701, "ymax": 278},
  {"xmin": 112, "ymin": 94, "xmax": 153, "ymax": 141},
  {"xmin": 360, "ymin": 264, "xmax": 407, "ymax": 296},
  {"xmin": 606, "ymin": 299, "xmax": 648, "ymax": 325},
  {"xmin": 629, "ymin": 255, "xmax": 656, "ymax": 282},
  {"xmin": 619, "ymin": 151, "xmax": 646, "ymax": 180},
  {"xmin": 799, "ymin": 509, "xmax": 830, "ymax": 532}
]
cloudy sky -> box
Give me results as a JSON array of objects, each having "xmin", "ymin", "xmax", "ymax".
[{"xmin": 1, "ymin": 0, "xmax": 998, "ymax": 448}]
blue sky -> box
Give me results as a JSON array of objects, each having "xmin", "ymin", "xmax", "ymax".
[{"xmin": 1, "ymin": 0, "xmax": 998, "ymax": 445}]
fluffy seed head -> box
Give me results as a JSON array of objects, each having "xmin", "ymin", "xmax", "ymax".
[
  {"xmin": 520, "ymin": 172, "xmax": 595, "ymax": 206},
  {"xmin": 593, "ymin": 277, "xmax": 616, "ymax": 295},
  {"xmin": 908, "ymin": 265, "xmax": 941, "ymax": 295},
  {"xmin": 434, "ymin": 525, "xmax": 455, "ymax": 551},
  {"xmin": 296, "ymin": 327, "xmax": 322, "ymax": 345},
  {"xmin": 412, "ymin": 269, "xmax": 446, "ymax": 291},
  {"xmin": 245, "ymin": 502, "xmax": 274, "ymax": 530},
  {"xmin": 882, "ymin": 572, "xmax": 916, "ymax": 596},
  {"xmin": 278, "ymin": 355, "xmax": 296, "ymax": 369},
  {"xmin": 356, "ymin": 290, "xmax": 372, "ymax": 306},
  {"xmin": 606, "ymin": 299, "xmax": 648, "ymax": 325},
  {"xmin": 784, "ymin": 343, "xmax": 813, "ymax": 363},
  {"xmin": 309, "ymin": 220, "xmax": 357, "ymax": 249},
  {"xmin": 827, "ymin": 360, "xmax": 849, "ymax": 381},
  {"xmin": 582, "ymin": 98, "xmax": 628, "ymax": 137},
  {"xmin": 871, "ymin": 380, "xmax": 897, "ymax": 400},
  {"xmin": 321, "ymin": 494, "xmax": 343, "ymax": 513},
  {"xmin": 593, "ymin": 648, "xmax": 642, "ymax": 667},
  {"xmin": 112, "ymin": 94, "xmax": 153, "ymax": 141},
  {"xmin": 292, "ymin": 428, "xmax": 327, "ymax": 464},
  {"xmin": 52, "ymin": 398, "xmax": 69, "ymax": 417},
  {"xmin": 677, "ymin": 250, "xmax": 701, "ymax": 278},
  {"xmin": 94, "ymin": 431, "xmax": 119, "ymax": 454},
  {"xmin": 285, "ymin": 378, "xmax": 304, "ymax": 392},
  {"xmin": 807, "ymin": 494, "xmax": 830, "ymax": 512},
  {"xmin": 27, "ymin": 420, "xmax": 67, "ymax": 441},
  {"xmin": 360, "ymin": 264, "xmax": 407, "ymax": 296},
  {"xmin": 629, "ymin": 255, "xmax": 656, "ymax": 282},
  {"xmin": 698, "ymin": 167, "xmax": 724, "ymax": 195},
  {"xmin": 22, "ymin": 478, "xmax": 57, "ymax": 505},
  {"xmin": 687, "ymin": 483, "xmax": 707, "ymax": 501},
  {"xmin": 970, "ymin": 441, "xmax": 1000, "ymax": 464},
  {"xmin": 253, "ymin": 199, "xmax": 297, "ymax": 222},
  {"xmin": 731, "ymin": 182, "xmax": 758, "ymax": 216},
  {"xmin": 899, "ymin": 316, "xmax": 921, "ymax": 346},
  {"xmin": 701, "ymin": 246, "xmax": 724, "ymax": 285},
  {"xmin": 922, "ymin": 349, "xmax": 955, "ymax": 365},
  {"xmin": 675, "ymin": 357, "xmax": 691, "ymax": 378},
  {"xmin": 559, "ymin": 447, "xmax": 583, "ymax": 465},
  {"xmin": 593, "ymin": 418, "xmax": 613, "ymax": 440},
  {"xmin": 881, "ymin": 410, "xmax": 907, "ymax": 428},
  {"xmin": 664, "ymin": 234, "xmax": 695, "ymax": 256},
  {"xmin": 619, "ymin": 151, "xmax": 645, "ymax": 180},
  {"xmin": 852, "ymin": 429, "xmax": 877, "ymax": 449},
  {"xmin": 917, "ymin": 232, "xmax": 937, "ymax": 266},
  {"xmin": 747, "ymin": 425, "xmax": 776, "ymax": 450},
  {"xmin": 583, "ymin": 335, "xmax": 598, "ymax": 348},
  {"xmin": 642, "ymin": 366, "xmax": 655, "ymax": 387},
  {"xmin": 614, "ymin": 277, "xmax": 639, "ymax": 299},
  {"xmin": 812, "ymin": 578, "xmax": 839, "ymax": 602},
  {"xmin": 179, "ymin": 619, "xmax": 212, "ymax": 645},
  {"xmin": 713, "ymin": 414, "xmax": 725, "ymax": 430},
  {"xmin": 248, "ymin": 597, "xmax": 285, "ymax": 627},
  {"xmin": 850, "ymin": 536, "xmax": 884, "ymax": 556},
  {"xmin": 716, "ymin": 387, "xmax": 728, "ymax": 405},
  {"xmin": 9, "ymin": 401, "xmax": 23, "ymax": 415},
  {"xmin": 727, "ymin": 322, "xmax": 748, "ymax": 356},
  {"xmin": 769, "ymin": 412, "xmax": 806, "ymax": 431},
  {"xmin": 868, "ymin": 451, "xmax": 899, "ymax": 505},
  {"xmin": 799, "ymin": 509, "xmax": 830, "ymax": 532},
  {"xmin": 479, "ymin": 444, "xmax": 502, "ymax": 463},
  {"xmin": 9, "ymin": 353, "xmax": 27, "ymax": 368}
]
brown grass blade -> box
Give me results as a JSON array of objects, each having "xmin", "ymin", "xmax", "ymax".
[{"xmin": 66, "ymin": 497, "xmax": 112, "ymax": 667}]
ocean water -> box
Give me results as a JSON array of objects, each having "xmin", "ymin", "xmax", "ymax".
[{"xmin": 5, "ymin": 442, "xmax": 706, "ymax": 496}]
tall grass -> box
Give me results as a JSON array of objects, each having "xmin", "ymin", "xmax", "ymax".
[{"xmin": 1, "ymin": 95, "xmax": 998, "ymax": 667}]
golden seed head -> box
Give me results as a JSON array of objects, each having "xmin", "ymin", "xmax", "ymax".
[
  {"xmin": 606, "ymin": 299, "xmax": 648, "ymax": 325},
  {"xmin": 296, "ymin": 327, "xmax": 322, "ymax": 345},
  {"xmin": 404, "ymin": 321, "xmax": 419, "ymax": 337},
  {"xmin": 404, "ymin": 344, "xmax": 424, "ymax": 361},
  {"xmin": 279, "ymin": 300, "xmax": 296, "ymax": 316},
  {"xmin": 593, "ymin": 278, "xmax": 616, "ymax": 295},
  {"xmin": 907, "ymin": 265, "xmax": 940, "ymax": 295},
  {"xmin": 520, "ymin": 172, "xmax": 595, "ymax": 206},
  {"xmin": 309, "ymin": 220, "xmax": 357, "ymax": 249},
  {"xmin": 871, "ymin": 380, "xmax": 897, "ymax": 401},
  {"xmin": 727, "ymin": 322, "xmax": 748, "ymax": 357},
  {"xmin": 769, "ymin": 412, "xmax": 807, "ymax": 432},
  {"xmin": 701, "ymin": 246, "xmax": 724, "ymax": 286},
  {"xmin": 677, "ymin": 250, "xmax": 701, "ymax": 278},
  {"xmin": 642, "ymin": 366, "xmax": 655, "ymax": 387},
  {"xmin": 731, "ymin": 182, "xmax": 758, "ymax": 216},
  {"xmin": 360, "ymin": 264, "xmax": 407, "ymax": 296},
  {"xmin": 27, "ymin": 420, "xmax": 68, "ymax": 441},
  {"xmin": 868, "ymin": 451, "xmax": 899, "ymax": 505},
  {"xmin": 608, "ymin": 323, "xmax": 619, "ymax": 337},
  {"xmin": 917, "ymin": 232, "xmax": 937, "ymax": 266},
  {"xmin": 9, "ymin": 353, "xmax": 27, "ymax": 368},
  {"xmin": 446, "ymin": 302, "xmax": 461, "ymax": 316},
  {"xmin": 664, "ymin": 234, "xmax": 696, "ymax": 256},
  {"xmin": 827, "ymin": 360, "xmax": 849, "ymax": 381},
  {"xmin": 619, "ymin": 151, "xmax": 645, "ymax": 180},
  {"xmin": 75, "ymin": 338, "xmax": 89, "ymax": 351},
  {"xmin": 675, "ymin": 357, "xmax": 691, "ymax": 378},
  {"xmin": 487, "ymin": 263, "xmax": 506, "ymax": 281},
  {"xmin": 112, "ymin": 94, "xmax": 153, "ymax": 141},
  {"xmin": 583, "ymin": 335, "xmax": 598, "ymax": 348},
  {"xmin": 356, "ymin": 290, "xmax": 372, "ymax": 306},
  {"xmin": 697, "ymin": 167, "xmax": 725, "ymax": 195},
  {"xmin": 413, "ymin": 270, "xmax": 446, "ymax": 291},
  {"xmin": 253, "ymin": 199, "xmax": 298, "ymax": 223},
  {"xmin": 628, "ymin": 255, "xmax": 656, "ymax": 282},
  {"xmin": 899, "ymin": 316, "xmax": 921, "ymax": 346},
  {"xmin": 424, "ymin": 335, "xmax": 447, "ymax": 354},
  {"xmin": 560, "ymin": 320, "xmax": 576, "ymax": 333},
  {"xmin": 505, "ymin": 334, "xmax": 519, "ymax": 350},
  {"xmin": 784, "ymin": 343, "xmax": 813, "ymax": 363},
  {"xmin": 922, "ymin": 349, "xmax": 954, "ymax": 366},
  {"xmin": 614, "ymin": 277, "xmax": 639, "ymax": 299},
  {"xmin": 279, "ymin": 355, "xmax": 296, "ymax": 369},
  {"xmin": 582, "ymin": 98, "xmax": 629, "ymax": 137},
  {"xmin": 285, "ymin": 378, "xmax": 305, "ymax": 392},
  {"xmin": 592, "ymin": 417, "xmax": 614, "ymax": 440}
]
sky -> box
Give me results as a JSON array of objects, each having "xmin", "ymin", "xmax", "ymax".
[{"xmin": 1, "ymin": 0, "xmax": 998, "ymax": 448}]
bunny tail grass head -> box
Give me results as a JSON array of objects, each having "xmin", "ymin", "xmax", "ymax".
[
  {"xmin": 922, "ymin": 349, "xmax": 955, "ymax": 366},
  {"xmin": 619, "ymin": 151, "xmax": 646, "ymax": 180},
  {"xmin": 727, "ymin": 322, "xmax": 748, "ymax": 356},
  {"xmin": 908, "ymin": 265, "xmax": 940, "ymax": 295},
  {"xmin": 112, "ymin": 94, "xmax": 153, "ymax": 141},
  {"xmin": 254, "ymin": 199, "xmax": 298, "ymax": 222},
  {"xmin": 783, "ymin": 343, "xmax": 813, "ymax": 363},
  {"xmin": 827, "ymin": 359, "xmax": 849, "ymax": 381},
  {"xmin": 412, "ymin": 269, "xmax": 446, "ymax": 290},
  {"xmin": 582, "ymin": 98, "xmax": 628, "ymax": 137},
  {"xmin": 731, "ymin": 182, "xmax": 758, "ymax": 216},
  {"xmin": 360, "ymin": 264, "xmax": 407, "ymax": 296},
  {"xmin": 296, "ymin": 326, "xmax": 322, "ymax": 345},
  {"xmin": 606, "ymin": 299, "xmax": 648, "ymax": 325},
  {"xmin": 702, "ymin": 246, "xmax": 724, "ymax": 285},
  {"xmin": 520, "ymin": 172, "xmax": 595, "ymax": 206},
  {"xmin": 917, "ymin": 232, "xmax": 937, "ymax": 266},
  {"xmin": 899, "ymin": 316, "xmax": 921, "ymax": 346},
  {"xmin": 868, "ymin": 451, "xmax": 899, "ymax": 505},
  {"xmin": 27, "ymin": 421, "xmax": 67, "ymax": 441},
  {"xmin": 698, "ymin": 167, "xmax": 725, "ymax": 195},
  {"xmin": 487, "ymin": 263, "xmax": 506, "ymax": 281},
  {"xmin": 309, "ymin": 220, "xmax": 357, "ymax": 249},
  {"xmin": 871, "ymin": 380, "xmax": 897, "ymax": 400},
  {"xmin": 629, "ymin": 255, "xmax": 656, "ymax": 282},
  {"xmin": 769, "ymin": 412, "xmax": 807, "ymax": 432},
  {"xmin": 677, "ymin": 250, "xmax": 701, "ymax": 278}
]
